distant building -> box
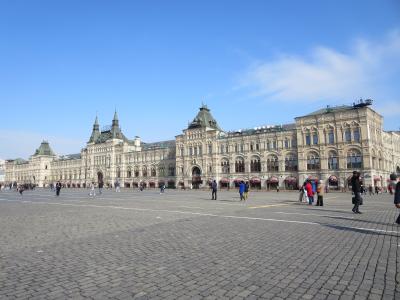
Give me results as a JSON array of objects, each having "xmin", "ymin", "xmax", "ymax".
[
  {"xmin": 0, "ymin": 159, "xmax": 5, "ymax": 184},
  {"xmin": 5, "ymin": 102, "xmax": 400, "ymax": 189}
]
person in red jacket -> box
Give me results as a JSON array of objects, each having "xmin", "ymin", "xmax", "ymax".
[{"xmin": 305, "ymin": 180, "xmax": 314, "ymax": 205}]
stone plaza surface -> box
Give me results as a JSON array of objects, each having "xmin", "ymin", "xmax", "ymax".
[{"xmin": 0, "ymin": 189, "xmax": 399, "ymax": 300}]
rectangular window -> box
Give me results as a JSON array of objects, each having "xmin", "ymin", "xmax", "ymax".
[
  {"xmin": 189, "ymin": 147, "xmax": 193, "ymax": 156},
  {"xmin": 250, "ymin": 144, "xmax": 254, "ymax": 151},
  {"xmin": 180, "ymin": 148, "xmax": 184, "ymax": 156},
  {"xmin": 284, "ymin": 140, "xmax": 289, "ymax": 149},
  {"xmin": 220, "ymin": 146, "xmax": 224, "ymax": 154},
  {"xmin": 194, "ymin": 147, "xmax": 198, "ymax": 156},
  {"xmin": 267, "ymin": 142, "xmax": 271, "ymax": 151},
  {"xmin": 273, "ymin": 141, "xmax": 277, "ymax": 149},
  {"xmin": 305, "ymin": 135, "xmax": 311, "ymax": 146},
  {"xmin": 208, "ymin": 145, "xmax": 212, "ymax": 154},
  {"xmin": 256, "ymin": 143, "xmax": 259, "ymax": 151},
  {"xmin": 235, "ymin": 144, "xmax": 238, "ymax": 152},
  {"xmin": 226, "ymin": 145, "xmax": 229, "ymax": 153},
  {"xmin": 240, "ymin": 144, "xmax": 244, "ymax": 152},
  {"xmin": 328, "ymin": 131, "xmax": 334, "ymax": 144},
  {"xmin": 313, "ymin": 133, "xmax": 318, "ymax": 145},
  {"xmin": 353, "ymin": 129, "xmax": 360, "ymax": 142},
  {"xmin": 345, "ymin": 129, "xmax": 351, "ymax": 142},
  {"xmin": 199, "ymin": 146, "xmax": 202, "ymax": 155}
]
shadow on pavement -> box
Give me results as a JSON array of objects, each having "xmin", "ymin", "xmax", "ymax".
[{"xmin": 322, "ymin": 223, "xmax": 399, "ymax": 237}]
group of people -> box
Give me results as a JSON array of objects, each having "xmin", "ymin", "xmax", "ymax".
[{"xmin": 299, "ymin": 180, "xmax": 324, "ymax": 206}]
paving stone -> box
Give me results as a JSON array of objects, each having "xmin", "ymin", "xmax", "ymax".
[{"xmin": 0, "ymin": 189, "xmax": 398, "ymax": 299}]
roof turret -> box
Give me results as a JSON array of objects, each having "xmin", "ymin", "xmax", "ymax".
[
  {"xmin": 33, "ymin": 141, "xmax": 55, "ymax": 156},
  {"xmin": 188, "ymin": 104, "xmax": 222, "ymax": 130}
]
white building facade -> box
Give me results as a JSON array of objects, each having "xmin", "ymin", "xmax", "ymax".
[{"xmin": 5, "ymin": 102, "xmax": 400, "ymax": 190}]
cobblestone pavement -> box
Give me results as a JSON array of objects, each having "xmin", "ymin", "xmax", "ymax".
[{"xmin": 0, "ymin": 188, "xmax": 399, "ymax": 299}]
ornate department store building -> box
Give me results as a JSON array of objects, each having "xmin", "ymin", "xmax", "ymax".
[{"xmin": 5, "ymin": 101, "xmax": 400, "ymax": 190}]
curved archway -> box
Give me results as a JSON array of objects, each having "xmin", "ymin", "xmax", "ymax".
[{"xmin": 192, "ymin": 166, "xmax": 202, "ymax": 189}]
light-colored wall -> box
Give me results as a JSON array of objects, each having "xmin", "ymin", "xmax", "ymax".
[{"xmin": 5, "ymin": 106, "xmax": 400, "ymax": 189}]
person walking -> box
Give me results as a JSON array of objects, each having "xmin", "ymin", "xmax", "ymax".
[
  {"xmin": 316, "ymin": 180, "xmax": 324, "ymax": 206},
  {"xmin": 239, "ymin": 181, "xmax": 245, "ymax": 201},
  {"xmin": 98, "ymin": 181, "xmax": 103, "ymax": 195},
  {"xmin": 115, "ymin": 180, "xmax": 120, "ymax": 192},
  {"xmin": 305, "ymin": 180, "xmax": 314, "ymax": 205},
  {"xmin": 351, "ymin": 171, "xmax": 362, "ymax": 214},
  {"xmin": 368, "ymin": 185, "xmax": 374, "ymax": 196},
  {"xmin": 211, "ymin": 180, "xmax": 217, "ymax": 200},
  {"xmin": 56, "ymin": 181, "xmax": 62, "ymax": 196},
  {"xmin": 18, "ymin": 184, "xmax": 24, "ymax": 195},
  {"xmin": 244, "ymin": 181, "xmax": 249, "ymax": 200},
  {"xmin": 89, "ymin": 182, "xmax": 96, "ymax": 197},
  {"xmin": 394, "ymin": 176, "xmax": 400, "ymax": 224}
]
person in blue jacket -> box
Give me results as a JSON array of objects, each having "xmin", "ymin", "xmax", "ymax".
[{"xmin": 239, "ymin": 181, "xmax": 245, "ymax": 201}]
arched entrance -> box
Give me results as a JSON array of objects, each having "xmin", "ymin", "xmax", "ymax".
[
  {"xmin": 97, "ymin": 171, "xmax": 104, "ymax": 184},
  {"xmin": 192, "ymin": 166, "xmax": 202, "ymax": 189}
]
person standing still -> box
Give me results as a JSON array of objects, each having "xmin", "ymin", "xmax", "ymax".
[
  {"xmin": 316, "ymin": 180, "xmax": 324, "ymax": 206},
  {"xmin": 56, "ymin": 181, "xmax": 62, "ymax": 196},
  {"xmin": 305, "ymin": 180, "xmax": 314, "ymax": 205},
  {"xmin": 211, "ymin": 180, "xmax": 217, "ymax": 200},
  {"xmin": 351, "ymin": 171, "xmax": 362, "ymax": 214},
  {"xmin": 394, "ymin": 176, "xmax": 400, "ymax": 224}
]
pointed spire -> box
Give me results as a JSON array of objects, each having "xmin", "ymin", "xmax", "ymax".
[
  {"xmin": 111, "ymin": 110, "xmax": 121, "ymax": 138},
  {"xmin": 94, "ymin": 114, "xmax": 99, "ymax": 126},
  {"xmin": 89, "ymin": 114, "xmax": 100, "ymax": 143},
  {"xmin": 112, "ymin": 109, "xmax": 119, "ymax": 128}
]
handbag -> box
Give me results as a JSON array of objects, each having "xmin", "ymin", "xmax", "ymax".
[{"xmin": 352, "ymin": 195, "xmax": 363, "ymax": 205}]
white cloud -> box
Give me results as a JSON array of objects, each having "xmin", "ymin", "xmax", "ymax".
[
  {"xmin": 240, "ymin": 30, "xmax": 400, "ymax": 103},
  {"xmin": 0, "ymin": 129, "xmax": 83, "ymax": 160}
]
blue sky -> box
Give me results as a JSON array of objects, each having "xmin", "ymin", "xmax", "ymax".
[{"xmin": 1, "ymin": 0, "xmax": 399, "ymax": 159}]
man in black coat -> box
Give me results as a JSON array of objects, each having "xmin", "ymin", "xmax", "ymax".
[
  {"xmin": 351, "ymin": 171, "xmax": 362, "ymax": 214},
  {"xmin": 211, "ymin": 180, "xmax": 217, "ymax": 200},
  {"xmin": 55, "ymin": 181, "xmax": 62, "ymax": 196},
  {"xmin": 394, "ymin": 177, "xmax": 400, "ymax": 224}
]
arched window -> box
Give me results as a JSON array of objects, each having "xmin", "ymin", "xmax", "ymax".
[
  {"xmin": 151, "ymin": 167, "xmax": 156, "ymax": 177},
  {"xmin": 307, "ymin": 152, "xmax": 320, "ymax": 170},
  {"xmin": 285, "ymin": 154, "xmax": 298, "ymax": 171},
  {"xmin": 267, "ymin": 155, "xmax": 279, "ymax": 172},
  {"xmin": 328, "ymin": 151, "xmax": 338, "ymax": 170},
  {"xmin": 221, "ymin": 159, "xmax": 230, "ymax": 173},
  {"xmin": 250, "ymin": 156, "xmax": 261, "ymax": 172},
  {"xmin": 347, "ymin": 149, "xmax": 362, "ymax": 169},
  {"xmin": 134, "ymin": 167, "xmax": 139, "ymax": 177},
  {"xmin": 235, "ymin": 157, "xmax": 245, "ymax": 173},
  {"xmin": 127, "ymin": 168, "xmax": 132, "ymax": 178},
  {"xmin": 116, "ymin": 168, "xmax": 121, "ymax": 178}
]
